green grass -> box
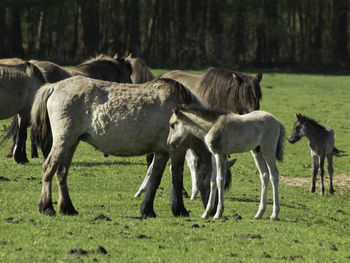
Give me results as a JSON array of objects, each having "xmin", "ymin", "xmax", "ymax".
[{"xmin": 1, "ymin": 72, "xmax": 350, "ymax": 262}]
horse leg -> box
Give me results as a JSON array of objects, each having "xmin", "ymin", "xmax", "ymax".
[
  {"xmin": 186, "ymin": 149, "xmax": 199, "ymax": 200},
  {"xmin": 251, "ymin": 150, "xmax": 269, "ymax": 219},
  {"xmin": 327, "ymin": 154, "xmax": 335, "ymax": 194},
  {"xmin": 318, "ymin": 155, "xmax": 326, "ymax": 195},
  {"xmin": 213, "ymin": 154, "xmax": 226, "ymax": 220},
  {"xmin": 56, "ymin": 143, "xmax": 79, "ymax": 215},
  {"xmin": 39, "ymin": 150, "xmax": 59, "ymax": 216},
  {"xmin": 6, "ymin": 116, "xmax": 18, "ymax": 158},
  {"xmin": 134, "ymin": 155, "xmax": 154, "ymax": 198},
  {"xmin": 140, "ymin": 153, "xmax": 169, "ymax": 218},
  {"xmin": 30, "ymin": 127, "xmax": 39, "ymax": 158},
  {"xmin": 202, "ymin": 156, "xmax": 218, "ymax": 219},
  {"xmin": 311, "ymin": 152, "xmax": 319, "ymax": 193},
  {"xmin": 265, "ymin": 156, "xmax": 280, "ymax": 220},
  {"xmin": 170, "ymin": 149, "xmax": 189, "ymax": 217},
  {"xmin": 13, "ymin": 114, "xmax": 29, "ymax": 164}
]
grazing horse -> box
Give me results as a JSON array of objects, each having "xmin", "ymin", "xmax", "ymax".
[
  {"xmin": 0, "ymin": 62, "xmax": 47, "ymax": 163},
  {"xmin": 288, "ymin": 113, "xmax": 345, "ymax": 194},
  {"xmin": 31, "ymin": 76, "xmax": 215, "ymax": 217},
  {"xmin": 167, "ymin": 106, "xmax": 285, "ymax": 220}
]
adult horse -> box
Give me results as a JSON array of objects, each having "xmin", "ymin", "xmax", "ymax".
[
  {"xmin": 0, "ymin": 62, "xmax": 47, "ymax": 163},
  {"xmin": 4, "ymin": 55, "xmax": 133, "ymax": 161},
  {"xmin": 161, "ymin": 68, "xmax": 262, "ymax": 114},
  {"xmin": 31, "ymin": 54, "xmax": 132, "ymax": 84},
  {"xmin": 137, "ymin": 67, "xmax": 263, "ymax": 199},
  {"xmin": 31, "ymin": 76, "xmax": 214, "ymax": 217}
]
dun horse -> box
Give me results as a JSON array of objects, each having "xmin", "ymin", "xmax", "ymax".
[
  {"xmin": 31, "ymin": 76, "xmax": 215, "ymax": 217},
  {"xmin": 288, "ymin": 113, "xmax": 345, "ymax": 194},
  {"xmin": 0, "ymin": 62, "xmax": 47, "ymax": 163},
  {"xmin": 167, "ymin": 106, "xmax": 285, "ymax": 220},
  {"xmin": 123, "ymin": 53, "xmax": 155, "ymax": 84},
  {"xmin": 137, "ymin": 67, "xmax": 263, "ymax": 199},
  {"xmin": 3, "ymin": 55, "xmax": 133, "ymax": 161}
]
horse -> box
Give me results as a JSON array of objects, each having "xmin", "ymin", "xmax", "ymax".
[
  {"xmin": 161, "ymin": 68, "xmax": 262, "ymax": 114},
  {"xmin": 137, "ymin": 67, "xmax": 263, "ymax": 199},
  {"xmin": 288, "ymin": 113, "xmax": 345, "ymax": 195},
  {"xmin": 0, "ymin": 62, "xmax": 47, "ymax": 164},
  {"xmin": 31, "ymin": 76, "xmax": 216, "ymax": 218},
  {"xmin": 30, "ymin": 60, "xmax": 78, "ymax": 83},
  {"xmin": 167, "ymin": 106, "xmax": 285, "ymax": 220},
  {"xmin": 2, "ymin": 55, "xmax": 133, "ymax": 161},
  {"xmin": 123, "ymin": 53, "xmax": 155, "ymax": 84}
]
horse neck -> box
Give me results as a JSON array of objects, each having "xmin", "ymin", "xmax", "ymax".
[
  {"xmin": 182, "ymin": 112, "xmax": 213, "ymax": 140},
  {"xmin": 303, "ymin": 123, "xmax": 325, "ymax": 149}
]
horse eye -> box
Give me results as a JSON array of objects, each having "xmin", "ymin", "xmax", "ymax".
[{"xmin": 170, "ymin": 123, "xmax": 175, "ymax": 129}]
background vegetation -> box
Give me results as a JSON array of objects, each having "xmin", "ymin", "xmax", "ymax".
[
  {"xmin": 0, "ymin": 0, "xmax": 350, "ymax": 71},
  {"xmin": 1, "ymin": 71, "xmax": 350, "ymax": 262}
]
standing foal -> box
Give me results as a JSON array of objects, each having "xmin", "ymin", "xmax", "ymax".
[
  {"xmin": 167, "ymin": 106, "xmax": 285, "ymax": 220},
  {"xmin": 288, "ymin": 113, "xmax": 345, "ymax": 194}
]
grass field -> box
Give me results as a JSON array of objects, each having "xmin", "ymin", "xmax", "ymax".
[{"xmin": 1, "ymin": 71, "xmax": 350, "ymax": 262}]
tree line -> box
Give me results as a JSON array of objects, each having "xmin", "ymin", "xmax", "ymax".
[{"xmin": 0, "ymin": 0, "xmax": 349, "ymax": 71}]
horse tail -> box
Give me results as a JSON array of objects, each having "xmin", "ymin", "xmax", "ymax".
[
  {"xmin": 333, "ymin": 147, "xmax": 346, "ymax": 157},
  {"xmin": 276, "ymin": 121, "xmax": 285, "ymax": 162},
  {"xmin": 31, "ymin": 84, "xmax": 55, "ymax": 159}
]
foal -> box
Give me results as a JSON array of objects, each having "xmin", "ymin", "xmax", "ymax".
[
  {"xmin": 288, "ymin": 113, "xmax": 345, "ymax": 194},
  {"xmin": 167, "ymin": 106, "xmax": 285, "ymax": 220}
]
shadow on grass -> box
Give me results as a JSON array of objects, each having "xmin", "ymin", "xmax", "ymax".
[{"xmin": 72, "ymin": 160, "xmax": 146, "ymax": 167}]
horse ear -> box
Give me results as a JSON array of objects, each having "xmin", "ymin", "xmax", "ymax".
[
  {"xmin": 296, "ymin": 113, "xmax": 304, "ymax": 122},
  {"xmin": 228, "ymin": 159, "xmax": 237, "ymax": 168},
  {"xmin": 173, "ymin": 106, "xmax": 184, "ymax": 117},
  {"xmin": 126, "ymin": 53, "xmax": 132, "ymax": 60},
  {"xmin": 255, "ymin": 72, "xmax": 263, "ymax": 83},
  {"xmin": 232, "ymin": 73, "xmax": 242, "ymax": 85}
]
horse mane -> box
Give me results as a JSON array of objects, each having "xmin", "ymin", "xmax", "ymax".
[
  {"xmin": 198, "ymin": 67, "xmax": 262, "ymax": 113},
  {"xmin": 177, "ymin": 104, "xmax": 228, "ymax": 122},
  {"xmin": 300, "ymin": 114, "xmax": 327, "ymax": 132},
  {"xmin": 27, "ymin": 62, "xmax": 48, "ymax": 84},
  {"xmin": 78, "ymin": 54, "xmax": 116, "ymax": 66},
  {"xmin": 0, "ymin": 63, "xmax": 33, "ymax": 81},
  {"xmin": 128, "ymin": 57, "xmax": 155, "ymax": 83},
  {"xmin": 157, "ymin": 78, "xmax": 203, "ymax": 106}
]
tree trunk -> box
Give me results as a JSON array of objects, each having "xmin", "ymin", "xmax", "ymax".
[
  {"xmin": 332, "ymin": 0, "xmax": 348, "ymax": 65},
  {"xmin": 81, "ymin": 0, "xmax": 100, "ymax": 56},
  {"xmin": 9, "ymin": 6, "xmax": 25, "ymax": 57}
]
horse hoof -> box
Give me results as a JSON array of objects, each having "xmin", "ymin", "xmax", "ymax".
[
  {"xmin": 59, "ymin": 202, "xmax": 79, "ymax": 215},
  {"xmin": 141, "ymin": 211, "xmax": 157, "ymax": 218},
  {"xmin": 39, "ymin": 207, "xmax": 56, "ymax": 216},
  {"xmin": 173, "ymin": 210, "xmax": 189, "ymax": 217},
  {"xmin": 269, "ymin": 215, "xmax": 279, "ymax": 221}
]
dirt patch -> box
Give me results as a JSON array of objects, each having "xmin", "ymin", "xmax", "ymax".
[{"xmin": 280, "ymin": 172, "xmax": 350, "ymax": 194}]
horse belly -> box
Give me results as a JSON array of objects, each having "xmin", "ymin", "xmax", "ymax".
[{"xmin": 86, "ymin": 114, "xmax": 169, "ymax": 156}]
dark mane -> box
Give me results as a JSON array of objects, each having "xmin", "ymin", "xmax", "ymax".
[
  {"xmin": 301, "ymin": 114, "xmax": 327, "ymax": 132},
  {"xmin": 198, "ymin": 67, "xmax": 262, "ymax": 114},
  {"xmin": 77, "ymin": 54, "xmax": 116, "ymax": 66},
  {"xmin": 178, "ymin": 104, "xmax": 228, "ymax": 122},
  {"xmin": 74, "ymin": 54, "xmax": 132, "ymax": 82}
]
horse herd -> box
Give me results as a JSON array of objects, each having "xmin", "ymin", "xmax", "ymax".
[{"xmin": 0, "ymin": 54, "xmax": 343, "ymax": 220}]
